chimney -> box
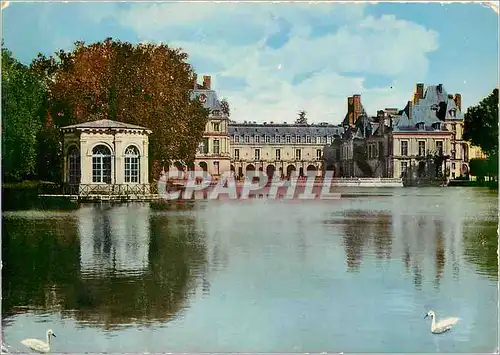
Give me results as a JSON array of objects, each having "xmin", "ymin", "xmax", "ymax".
[
  {"xmin": 203, "ymin": 75, "xmax": 211, "ymax": 90},
  {"xmin": 414, "ymin": 83, "xmax": 424, "ymax": 104},
  {"xmin": 353, "ymin": 94, "xmax": 361, "ymax": 124},
  {"xmin": 347, "ymin": 96, "xmax": 354, "ymax": 126},
  {"xmin": 454, "ymin": 93, "xmax": 462, "ymax": 111}
]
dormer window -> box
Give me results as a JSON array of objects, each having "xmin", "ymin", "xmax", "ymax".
[
  {"xmin": 432, "ymin": 122, "xmax": 441, "ymax": 130},
  {"xmin": 450, "ymin": 109, "xmax": 456, "ymax": 118},
  {"xmin": 430, "ymin": 104, "xmax": 438, "ymax": 111},
  {"xmin": 416, "ymin": 122, "xmax": 425, "ymax": 130}
]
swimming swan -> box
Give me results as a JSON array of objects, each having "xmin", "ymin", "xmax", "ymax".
[
  {"xmin": 424, "ymin": 310, "xmax": 460, "ymax": 334},
  {"xmin": 21, "ymin": 329, "xmax": 56, "ymax": 353}
]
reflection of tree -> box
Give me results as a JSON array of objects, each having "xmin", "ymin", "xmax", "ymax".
[
  {"xmin": 433, "ymin": 220, "xmax": 445, "ymax": 288},
  {"xmin": 2, "ymin": 217, "xmax": 80, "ymax": 318},
  {"xmin": 463, "ymin": 220, "xmax": 498, "ymax": 280},
  {"xmin": 340, "ymin": 211, "xmax": 393, "ymax": 272},
  {"xmin": 2, "ymin": 205, "xmax": 208, "ymax": 330}
]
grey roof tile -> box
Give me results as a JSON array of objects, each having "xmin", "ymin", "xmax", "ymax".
[
  {"xmin": 228, "ymin": 123, "xmax": 343, "ymax": 137},
  {"xmin": 61, "ymin": 119, "xmax": 150, "ymax": 131}
]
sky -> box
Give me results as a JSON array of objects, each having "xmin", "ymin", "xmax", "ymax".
[{"xmin": 1, "ymin": 1, "xmax": 498, "ymax": 124}]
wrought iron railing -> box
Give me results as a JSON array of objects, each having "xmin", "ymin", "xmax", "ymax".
[{"xmin": 59, "ymin": 183, "xmax": 159, "ymax": 196}]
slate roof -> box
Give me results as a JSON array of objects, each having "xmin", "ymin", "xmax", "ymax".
[
  {"xmin": 228, "ymin": 123, "xmax": 343, "ymax": 137},
  {"xmin": 61, "ymin": 119, "xmax": 151, "ymax": 131},
  {"xmin": 190, "ymin": 88, "xmax": 223, "ymax": 113},
  {"xmin": 393, "ymin": 84, "xmax": 460, "ymax": 133}
]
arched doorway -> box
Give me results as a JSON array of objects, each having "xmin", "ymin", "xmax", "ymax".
[
  {"xmin": 286, "ymin": 164, "xmax": 296, "ymax": 178},
  {"xmin": 199, "ymin": 161, "xmax": 208, "ymax": 172},
  {"xmin": 246, "ymin": 164, "xmax": 255, "ymax": 172},
  {"xmin": 266, "ymin": 164, "xmax": 276, "ymax": 181}
]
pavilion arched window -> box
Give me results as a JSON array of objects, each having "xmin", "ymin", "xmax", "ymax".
[
  {"xmin": 124, "ymin": 146, "xmax": 140, "ymax": 183},
  {"xmin": 92, "ymin": 145, "xmax": 112, "ymax": 183}
]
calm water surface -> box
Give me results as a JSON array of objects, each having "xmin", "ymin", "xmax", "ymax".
[{"xmin": 2, "ymin": 187, "xmax": 498, "ymax": 353}]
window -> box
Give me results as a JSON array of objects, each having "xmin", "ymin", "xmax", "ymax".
[
  {"xmin": 296, "ymin": 135, "xmax": 300, "ymax": 143},
  {"xmin": 199, "ymin": 138, "xmax": 209, "ymax": 154},
  {"xmin": 234, "ymin": 149, "xmax": 240, "ymax": 159},
  {"xmin": 244, "ymin": 135, "xmax": 250, "ymax": 143},
  {"xmin": 68, "ymin": 146, "xmax": 81, "ymax": 184},
  {"xmin": 213, "ymin": 139, "xmax": 220, "ymax": 154},
  {"xmin": 316, "ymin": 136, "xmax": 321, "ymax": 144},
  {"xmin": 418, "ymin": 141, "xmax": 426, "ymax": 156},
  {"xmin": 401, "ymin": 141, "xmax": 408, "ymax": 156},
  {"xmin": 436, "ymin": 141, "xmax": 443, "ymax": 155},
  {"xmin": 124, "ymin": 146, "xmax": 140, "ymax": 183},
  {"xmin": 327, "ymin": 136, "xmax": 332, "ymax": 144},
  {"xmin": 255, "ymin": 149, "xmax": 260, "ymax": 160},
  {"xmin": 316, "ymin": 149, "xmax": 322, "ymax": 160},
  {"xmin": 212, "ymin": 122, "xmax": 220, "ymax": 132},
  {"xmin": 275, "ymin": 135, "xmax": 280, "ymax": 143},
  {"xmin": 452, "ymin": 123, "xmax": 456, "ymax": 132},
  {"xmin": 265, "ymin": 135, "xmax": 270, "ymax": 143},
  {"xmin": 295, "ymin": 149, "xmax": 301, "ymax": 160},
  {"xmin": 416, "ymin": 123, "xmax": 425, "ymax": 130},
  {"xmin": 401, "ymin": 161, "xmax": 408, "ymax": 175},
  {"xmin": 276, "ymin": 149, "xmax": 281, "ymax": 160},
  {"xmin": 286, "ymin": 135, "xmax": 291, "ymax": 144},
  {"xmin": 452, "ymin": 163, "xmax": 456, "ymax": 170},
  {"xmin": 92, "ymin": 145, "xmax": 112, "ymax": 183},
  {"xmin": 234, "ymin": 135, "xmax": 239, "ymax": 143},
  {"xmin": 255, "ymin": 135, "xmax": 260, "ymax": 143}
]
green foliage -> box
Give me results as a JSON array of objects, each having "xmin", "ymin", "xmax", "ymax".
[
  {"xmin": 295, "ymin": 110, "xmax": 308, "ymax": 125},
  {"xmin": 220, "ymin": 98, "xmax": 230, "ymax": 117},
  {"xmin": 1, "ymin": 48, "xmax": 46, "ymax": 182},
  {"xmin": 469, "ymin": 156, "xmax": 498, "ymax": 178},
  {"xmin": 463, "ymin": 88, "xmax": 499, "ymax": 157}
]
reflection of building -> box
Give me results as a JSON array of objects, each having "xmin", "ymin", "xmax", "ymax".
[
  {"xmin": 61, "ymin": 119, "xmax": 152, "ymax": 191},
  {"xmin": 190, "ymin": 75, "xmax": 231, "ymax": 176},
  {"xmin": 78, "ymin": 204, "xmax": 151, "ymax": 277},
  {"xmin": 228, "ymin": 122, "xmax": 342, "ymax": 178}
]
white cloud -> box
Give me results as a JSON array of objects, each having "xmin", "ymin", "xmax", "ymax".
[{"xmin": 105, "ymin": 3, "xmax": 440, "ymax": 124}]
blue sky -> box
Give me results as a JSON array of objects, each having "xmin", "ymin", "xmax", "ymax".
[{"xmin": 2, "ymin": 1, "xmax": 498, "ymax": 124}]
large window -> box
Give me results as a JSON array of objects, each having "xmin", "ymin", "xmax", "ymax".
[
  {"xmin": 400, "ymin": 141, "xmax": 408, "ymax": 156},
  {"xmin": 213, "ymin": 139, "xmax": 220, "ymax": 154},
  {"xmin": 316, "ymin": 149, "xmax": 322, "ymax": 160},
  {"xmin": 295, "ymin": 149, "xmax": 301, "ymax": 160},
  {"xmin": 68, "ymin": 146, "xmax": 81, "ymax": 184},
  {"xmin": 436, "ymin": 141, "xmax": 443, "ymax": 155},
  {"xmin": 255, "ymin": 149, "xmax": 261, "ymax": 160},
  {"xmin": 124, "ymin": 146, "xmax": 140, "ymax": 183},
  {"xmin": 92, "ymin": 145, "xmax": 112, "ymax": 183},
  {"xmin": 276, "ymin": 149, "xmax": 281, "ymax": 160},
  {"xmin": 418, "ymin": 141, "xmax": 426, "ymax": 156}
]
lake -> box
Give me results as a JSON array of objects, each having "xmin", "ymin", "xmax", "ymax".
[{"xmin": 1, "ymin": 187, "xmax": 498, "ymax": 353}]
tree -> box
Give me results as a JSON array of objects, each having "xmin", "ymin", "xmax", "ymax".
[
  {"xmin": 295, "ymin": 110, "xmax": 308, "ymax": 125},
  {"xmin": 1, "ymin": 48, "xmax": 46, "ymax": 182},
  {"xmin": 220, "ymin": 98, "xmax": 230, "ymax": 117},
  {"xmin": 31, "ymin": 38, "xmax": 210, "ymax": 180},
  {"xmin": 463, "ymin": 88, "xmax": 498, "ymax": 157}
]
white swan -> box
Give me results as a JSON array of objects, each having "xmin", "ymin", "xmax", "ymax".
[
  {"xmin": 21, "ymin": 329, "xmax": 56, "ymax": 353},
  {"xmin": 424, "ymin": 310, "xmax": 460, "ymax": 334}
]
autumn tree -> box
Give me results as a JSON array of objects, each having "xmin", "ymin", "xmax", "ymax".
[
  {"xmin": 295, "ymin": 110, "xmax": 308, "ymax": 125},
  {"xmin": 31, "ymin": 38, "xmax": 210, "ymax": 179},
  {"xmin": 2, "ymin": 48, "xmax": 46, "ymax": 182}
]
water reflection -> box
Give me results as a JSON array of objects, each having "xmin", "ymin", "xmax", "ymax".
[
  {"xmin": 327, "ymin": 210, "xmax": 393, "ymax": 272},
  {"xmin": 79, "ymin": 204, "xmax": 150, "ymax": 277},
  {"xmin": 2, "ymin": 203, "xmax": 208, "ymax": 329}
]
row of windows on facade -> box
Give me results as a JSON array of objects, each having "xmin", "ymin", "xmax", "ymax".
[
  {"xmin": 398, "ymin": 140, "xmax": 466, "ymax": 158},
  {"xmin": 67, "ymin": 144, "xmax": 141, "ymax": 184},
  {"xmin": 233, "ymin": 148, "xmax": 323, "ymax": 161},
  {"xmin": 400, "ymin": 161, "xmax": 459, "ymax": 177},
  {"xmin": 231, "ymin": 135, "xmax": 336, "ymax": 145}
]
